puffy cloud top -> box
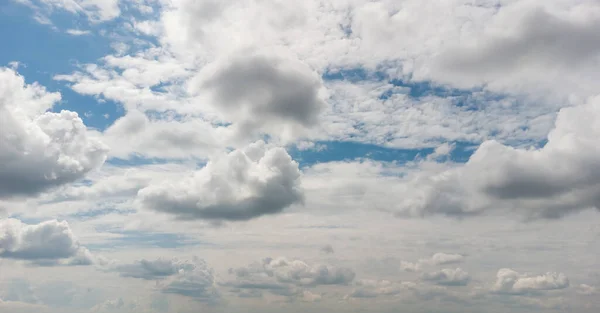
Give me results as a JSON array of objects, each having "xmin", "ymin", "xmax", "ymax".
[
  {"xmin": 0, "ymin": 218, "xmax": 95, "ymax": 266},
  {"xmin": 0, "ymin": 68, "xmax": 107, "ymax": 198},
  {"xmin": 138, "ymin": 142, "xmax": 303, "ymax": 221},
  {"xmin": 492, "ymin": 268, "xmax": 570, "ymax": 295}
]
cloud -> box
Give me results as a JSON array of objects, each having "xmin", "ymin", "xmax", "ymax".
[
  {"xmin": 378, "ymin": 96, "xmax": 600, "ymax": 220},
  {"xmin": 223, "ymin": 257, "xmax": 355, "ymax": 299},
  {"xmin": 192, "ymin": 52, "xmax": 326, "ymax": 142},
  {"xmin": 428, "ymin": 253, "xmax": 464, "ymax": 266},
  {"xmin": 114, "ymin": 258, "xmax": 196, "ymax": 280},
  {"xmin": 25, "ymin": 0, "xmax": 121, "ymax": 22},
  {"xmin": 400, "ymin": 253, "xmax": 464, "ymax": 272},
  {"xmin": 421, "ymin": 268, "xmax": 470, "ymax": 286},
  {"xmin": 0, "ymin": 219, "xmax": 96, "ymax": 266},
  {"xmin": 159, "ymin": 258, "xmax": 219, "ymax": 303},
  {"xmin": 576, "ymin": 284, "xmax": 597, "ymax": 296},
  {"xmin": 65, "ymin": 29, "xmax": 91, "ymax": 36},
  {"xmin": 320, "ymin": 244, "xmax": 334, "ymax": 254},
  {"xmin": 101, "ymin": 110, "xmax": 223, "ymax": 159},
  {"xmin": 432, "ymin": 1, "xmax": 600, "ymax": 98},
  {"xmin": 137, "ymin": 142, "xmax": 304, "ymax": 221},
  {"xmin": 0, "ymin": 68, "xmax": 108, "ymax": 199},
  {"xmin": 492, "ymin": 268, "xmax": 569, "ymax": 295},
  {"xmin": 347, "ymin": 280, "xmax": 406, "ymax": 298}
]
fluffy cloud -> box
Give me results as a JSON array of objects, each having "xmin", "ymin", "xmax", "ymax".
[
  {"xmin": 159, "ymin": 258, "xmax": 220, "ymax": 303},
  {"xmin": 114, "ymin": 258, "xmax": 196, "ymax": 280},
  {"xmin": 421, "ymin": 268, "xmax": 470, "ymax": 286},
  {"xmin": 137, "ymin": 142, "xmax": 303, "ymax": 221},
  {"xmin": 492, "ymin": 268, "xmax": 569, "ymax": 295},
  {"xmin": 431, "ymin": 0, "xmax": 600, "ymax": 98},
  {"xmin": 0, "ymin": 219, "xmax": 96, "ymax": 266},
  {"xmin": 101, "ymin": 110, "xmax": 223, "ymax": 159},
  {"xmin": 387, "ymin": 96, "xmax": 600, "ymax": 219},
  {"xmin": 0, "ymin": 68, "xmax": 107, "ymax": 199},
  {"xmin": 223, "ymin": 257, "xmax": 355, "ymax": 299},
  {"xmin": 192, "ymin": 52, "xmax": 326, "ymax": 142},
  {"xmin": 400, "ymin": 253, "xmax": 464, "ymax": 273},
  {"xmin": 112, "ymin": 256, "xmax": 219, "ymax": 302}
]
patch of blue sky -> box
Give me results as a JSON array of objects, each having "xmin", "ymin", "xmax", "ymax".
[
  {"xmin": 106, "ymin": 155, "xmax": 205, "ymax": 166},
  {"xmin": 0, "ymin": 1, "xmax": 161, "ymax": 131},
  {"xmin": 290, "ymin": 140, "xmax": 477, "ymax": 168}
]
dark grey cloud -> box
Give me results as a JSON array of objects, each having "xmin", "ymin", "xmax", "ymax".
[
  {"xmin": 194, "ymin": 52, "xmax": 325, "ymax": 141},
  {"xmin": 320, "ymin": 244, "xmax": 334, "ymax": 254},
  {"xmin": 138, "ymin": 142, "xmax": 303, "ymax": 221},
  {"xmin": 438, "ymin": 7, "xmax": 600, "ymax": 75}
]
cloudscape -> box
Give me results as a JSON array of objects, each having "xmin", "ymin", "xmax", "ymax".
[{"xmin": 1, "ymin": 0, "xmax": 599, "ymax": 312}]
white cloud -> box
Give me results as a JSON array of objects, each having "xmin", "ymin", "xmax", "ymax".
[
  {"xmin": 32, "ymin": 0, "xmax": 121, "ymax": 22},
  {"xmin": 65, "ymin": 29, "xmax": 91, "ymax": 36},
  {"xmin": 492, "ymin": 268, "xmax": 569, "ymax": 295},
  {"xmin": 224, "ymin": 256, "xmax": 355, "ymax": 299},
  {"xmin": 386, "ymin": 96, "xmax": 600, "ymax": 219},
  {"xmin": 101, "ymin": 110, "xmax": 223, "ymax": 159},
  {"xmin": 114, "ymin": 257, "xmax": 196, "ymax": 280},
  {"xmin": 421, "ymin": 268, "xmax": 470, "ymax": 286},
  {"xmin": 137, "ymin": 142, "xmax": 304, "ymax": 221},
  {"xmin": 576, "ymin": 284, "xmax": 597, "ymax": 296},
  {"xmin": 0, "ymin": 68, "xmax": 108, "ymax": 199},
  {"xmin": 158, "ymin": 257, "xmax": 219, "ymax": 303},
  {"xmin": 0, "ymin": 218, "xmax": 97, "ymax": 266}
]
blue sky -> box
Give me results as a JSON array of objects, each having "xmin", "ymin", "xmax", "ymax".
[{"xmin": 1, "ymin": 1, "xmax": 600, "ymax": 313}]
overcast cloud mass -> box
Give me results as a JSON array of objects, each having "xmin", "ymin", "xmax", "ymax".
[{"xmin": 1, "ymin": 0, "xmax": 599, "ymax": 312}]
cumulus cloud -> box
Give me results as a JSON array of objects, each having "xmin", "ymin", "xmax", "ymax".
[
  {"xmin": 432, "ymin": 1, "xmax": 600, "ymax": 97},
  {"xmin": 223, "ymin": 257, "xmax": 355, "ymax": 299},
  {"xmin": 0, "ymin": 219, "xmax": 96, "ymax": 266},
  {"xmin": 112, "ymin": 256, "xmax": 219, "ymax": 302},
  {"xmin": 400, "ymin": 253, "xmax": 464, "ymax": 272},
  {"xmin": 192, "ymin": 52, "xmax": 326, "ymax": 142},
  {"xmin": 114, "ymin": 258, "xmax": 196, "ymax": 280},
  {"xmin": 421, "ymin": 268, "xmax": 470, "ymax": 286},
  {"xmin": 0, "ymin": 68, "xmax": 107, "ymax": 198},
  {"xmin": 159, "ymin": 257, "xmax": 219, "ymax": 303},
  {"xmin": 492, "ymin": 268, "xmax": 569, "ymax": 295},
  {"xmin": 380, "ymin": 96, "xmax": 600, "ymax": 219},
  {"xmin": 576, "ymin": 284, "xmax": 597, "ymax": 296},
  {"xmin": 137, "ymin": 141, "xmax": 304, "ymax": 221}
]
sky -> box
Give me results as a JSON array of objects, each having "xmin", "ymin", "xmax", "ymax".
[{"xmin": 1, "ymin": 0, "xmax": 600, "ymax": 312}]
